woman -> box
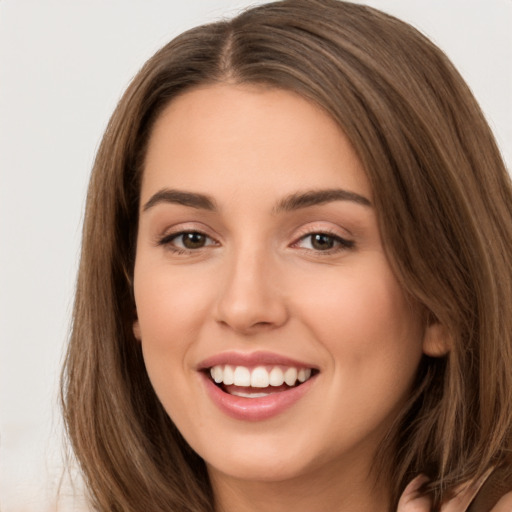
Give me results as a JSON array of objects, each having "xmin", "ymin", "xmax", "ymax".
[{"xmin": 61, "ymin": 0, "xmax": 512, "ymax": 510}]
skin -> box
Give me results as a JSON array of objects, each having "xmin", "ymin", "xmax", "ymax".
[{"xmin": 132, "ymin": 84, "xmax": 452, "ymax": 511}]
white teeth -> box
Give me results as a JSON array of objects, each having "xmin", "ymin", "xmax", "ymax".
[
  {"xmin": 284, "ymin": 367, "xmax": 298, "ymax": 386},
  {"xmin": 251, "ymin": 366, "xmax": 270, "ymax": 388},
  {"xmin": 298, "ymin": 368, "xmax": 311, "ymax": 383},
  {"xmin": 269, "ymin": 367, "xmax": 285, "ymax": 386},
  {"xmin": 209, "ymin": 364, "xmax": 313, "ymax": 388},
  {"xmin": 230, "ymin": 390, "xmax": 271, "ymax": 398},
  {"xmin": 233, "ymin": 366, "xmax": 251, "ymax": 386},
  {"xmin": 223, "ymin": 365, "xmax": 234, "ymax": 385},
  {"xmin": 211, "ymin": 365, "xmax": 223, "ymax": 383}
]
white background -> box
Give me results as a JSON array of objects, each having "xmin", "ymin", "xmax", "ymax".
[{"xmin": 0, "ymin": 1, "xmax": 510, "ymax": 510}]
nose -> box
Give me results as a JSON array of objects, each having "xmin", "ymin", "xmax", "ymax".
[{"xmin": 215, "ymin": 247, "xmax": 289, "ymax": 335}]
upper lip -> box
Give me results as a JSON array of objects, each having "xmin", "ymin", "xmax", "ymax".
[{"xmin": 197, "ymin": 351, "xmax": 318, "ymax": 370}]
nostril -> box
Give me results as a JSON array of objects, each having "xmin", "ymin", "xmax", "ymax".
[{"xmin": 214, "ymin": 275, "xmax": 289, "ymax": 334}]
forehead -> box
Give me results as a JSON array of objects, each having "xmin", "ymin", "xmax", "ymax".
[{"xmin": 141, "ymin": 84, "xmax": 371, "ymax": 205}]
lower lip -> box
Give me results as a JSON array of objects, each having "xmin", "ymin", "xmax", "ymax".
[{"xmin": 200, "ymin": 373, "xmax": 316, "ymax": 421}]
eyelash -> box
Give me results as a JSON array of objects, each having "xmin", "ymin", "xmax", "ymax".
[
  {"xmin": 157, "ymin": 231, "xmax": 218, "ymax": 254},
  {"xmin": 157, "ymin": 230, "xmax": 355, "ymax": 255},
  {"xmin": 292, "ymin": 231, "xmax": 355, "ymax": 253}
]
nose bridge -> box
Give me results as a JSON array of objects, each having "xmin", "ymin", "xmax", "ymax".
[{"xmin": 215, "ymin": 240, "xmax": 288, "ymax": 333}]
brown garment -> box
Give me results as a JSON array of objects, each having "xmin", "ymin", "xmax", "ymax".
[{"xmin": 467, "ymin": 465, "xmax": 512, "ymax": 511}]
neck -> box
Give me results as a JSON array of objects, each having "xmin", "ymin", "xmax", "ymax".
[{"xmin": 208, "ymin": 457, "xmax": 390, "ymax": 512}]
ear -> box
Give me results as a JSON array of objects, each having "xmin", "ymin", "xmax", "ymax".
[
  {"xmin": 422, "ymin": 321, "xmax": 450, "ymax": 357},
  {"xmin": 133, "ymin": 314, "xmax": 141, "ymax": 341}
]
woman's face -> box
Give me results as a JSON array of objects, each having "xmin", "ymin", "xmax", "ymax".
[{"xmin": 133, "ymin": 84, "xmax": 434, "ymax": 487}]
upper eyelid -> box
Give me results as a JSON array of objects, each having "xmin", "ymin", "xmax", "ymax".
[
  {"xmin": 155, "ymin": 222, "xmax": 354, "ymax": 246},
  {"xmin": 158, "ymin": 231, "xmax": 353, "ymax": 256},
  {"xmin": 296, "ymin": 231, "xmax": 348, "ymax": 241},
  {"xmin": 157, "ymin": 222, "xmax": 218, "ymax": 240},
  {"xmin": 159, "ymin": 229, "xmax": 217, "ymax": 244},
  {"xmin": 292, "ymin": 232, "xmax": 354, "ymax": 248},
  {"xmin": 290, "ymin": 222, "xmax": 353, "ymax": 241},
  {"xmin": 289, "ymin": 223, "xmax": 356, "ymax": 253}
]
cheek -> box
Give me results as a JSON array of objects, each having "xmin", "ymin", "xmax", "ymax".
[
  {"xmin": 293, "ymin": 258, "xmax": 424, "ymax": 386},
  {"xmin": 134, "ymin": 262, "xmax": 213, "ymax": 348},
  {"xmin": 133, "ymin": 262, "xmax": 214, "ymax": 407},
  {"xmin": 292, "ymin": 260, "xmax": 424, "ymax": 447},
  {"xmin": 133, "ymin": 264, "xmax": 210, "ymax": 419}
]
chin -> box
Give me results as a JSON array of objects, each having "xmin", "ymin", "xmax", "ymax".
[{"xmin": 206, "ymin": 451, "xmax": 315, "ymax": 483}]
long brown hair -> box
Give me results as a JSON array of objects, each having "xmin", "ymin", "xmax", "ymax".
[{"xmin": 61, "ymin": 0, "xmax": 512, "ymax": 510}]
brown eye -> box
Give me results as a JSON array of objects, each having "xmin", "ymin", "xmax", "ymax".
[
  {"xmin": 295, "ymin": 232, "xmax": 355, "ymax": 252},
  {"xmin": 311, "ymin": 233, "xmax": 336, "ymax": 250},
  {"xmin": 180, "ymin": 232, "xmax": 208, "ymax": 249},
  {"xmin": 159, "ymin": 231, "xmax": 216, "ymax": 251}
]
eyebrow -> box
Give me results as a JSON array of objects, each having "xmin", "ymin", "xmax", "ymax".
[
  {"xmin": 142, "ymin": 187, "xmax": 372, "ymax": 214},
  {"xmin": 143, "ymin": 189, "xmax": 217, "ymax": 212},
  {"xmin": 273, "ymin": 188, "xmax": 372, "ymax": 213}
]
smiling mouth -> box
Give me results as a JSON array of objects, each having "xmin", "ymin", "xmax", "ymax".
[{"xmin": 207, "ymin": 364, "xmax": 318, "ymax": 398}]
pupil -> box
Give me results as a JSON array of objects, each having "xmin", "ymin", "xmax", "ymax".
[
  {"xmin": 183, "ymin": 232, "xmax": 205, "ymax": 249},
  {"xmin": 312, "ymin": 234, "xmax": 334, "ymax": 250}
]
